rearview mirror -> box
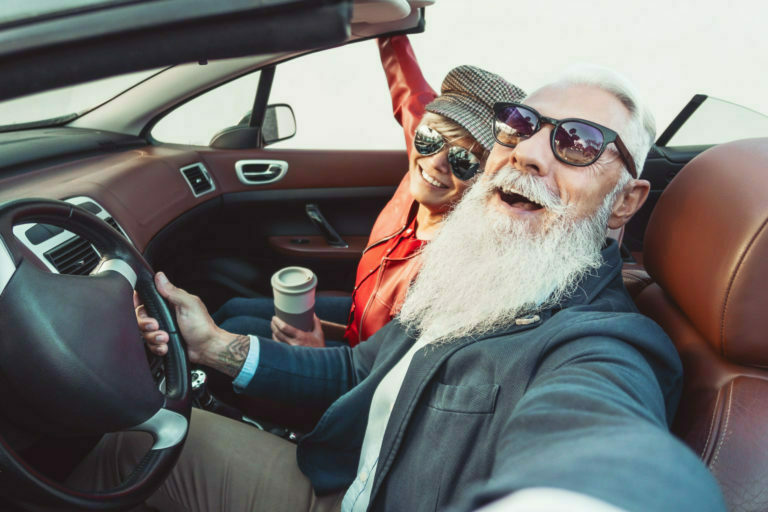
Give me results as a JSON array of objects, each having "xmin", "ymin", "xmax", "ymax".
[{"xmin": 262, "ymin": 104, "xmax": 296, "ymax": 145}]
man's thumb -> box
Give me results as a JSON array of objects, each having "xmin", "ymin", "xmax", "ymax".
[{"xmin": 155, "ymin": 272, "xmax": 187, "ymax": 306}]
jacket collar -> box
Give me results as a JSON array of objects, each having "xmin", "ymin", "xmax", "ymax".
[{"xmin": 559, "ymin": 238, "xmax": 623, "ymax": 309}]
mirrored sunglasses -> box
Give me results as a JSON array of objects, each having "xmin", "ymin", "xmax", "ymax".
[
  {"xmin": 492, "ymin": 102, "xmax": 637, "ymax": 178},
  {"xmin": 413, "ymin": 125, "xmax": 482, "ymax": 181}
]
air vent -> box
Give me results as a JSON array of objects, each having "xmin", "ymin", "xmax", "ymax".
[
  {"xmin": 43, "ymin": 236, "xmax": 99, "ymax": 275},
  {"xmin": 104, "ymin": 216, "xmax": 125, "ymax": 237},
  {"xmin": 180, "ymin": 163, "xmax": 215, "ymax": 197}
]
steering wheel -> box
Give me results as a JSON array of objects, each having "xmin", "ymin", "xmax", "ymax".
[{"xmin": 0, "ymin": 198, "xmax": 191, "ymax": 510}]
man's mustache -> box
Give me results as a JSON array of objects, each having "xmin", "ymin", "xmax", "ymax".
[{"xmin": 486, "ymin": 166, "xmax": 567, "ymax": 215}]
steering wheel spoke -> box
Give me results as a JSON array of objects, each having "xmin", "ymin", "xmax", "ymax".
[
  {"xmin": 127, "ymin": 407, "xmax": 189, "ymax": 451},
  {"xmin": 92, "ymin": 257, "xmax": 138, "ymax": 288},
  {"xmin": 0, "ymin": 235, "xmax": 15, "ymax": 297}
]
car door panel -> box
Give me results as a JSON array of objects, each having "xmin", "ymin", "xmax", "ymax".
[
  {"xmin": 200, "ymin": 148, "xmax": 408, "ymax": 191},
  {"xmin": 0, "ymin": 136, "xmax": 408, "ymax": 310},
  {"xmin": 150, "ymin": 146, "xmax": 410, "ymax": 309}
]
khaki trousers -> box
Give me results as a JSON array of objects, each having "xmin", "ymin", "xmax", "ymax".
[{"xmin": 67, "ymin": 408, "xmax": 344, "ymax": 512}]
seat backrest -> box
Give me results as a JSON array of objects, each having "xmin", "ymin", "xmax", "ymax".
[{"xmin": 634, "ymin": 138, "xmax": 768, "ymax": 512}]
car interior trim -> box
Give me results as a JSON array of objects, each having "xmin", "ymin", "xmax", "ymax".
[
  {"xmin": 655, "ymin": 94, "xmax": 707, "ymax": 146},
  {"xmin": 71, "ymin": 56, "xmax": 283, "ymax": 136},
  {"xmin": 12, "ymin": 196, "xmax": 130, "ymax": 273},
  {"xmin": 93, "ymin": 258, "xmax": 138, "ymax": 289},
  {"xmin": 179, "ymin": 162, "xmax": 217, "ymax": 198},
  {"xmin": 128, "ymin": 407, "xmax": 189, "ymax": 451},
  {"xmin": 0, "ymin": 127, "xmax": 147, "ymax": 176},
  {"xmin": 221, "ymin": 186, "xmax": 398, "ymax": 205},
  {"xmin": 235, "ymin": 159, "xmax": 289, "ymax": 185},
  {"xmin": 0, "ymin": 235, "xmax": 16, "ymax": 296},
  {"xmin": 269, "ymin": 235, "xmax": 368, "ymax": 259}
]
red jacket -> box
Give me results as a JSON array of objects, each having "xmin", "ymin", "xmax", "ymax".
[{"xmin": 343, "ymin": 35, "xmax": 437, "ymax": 346}]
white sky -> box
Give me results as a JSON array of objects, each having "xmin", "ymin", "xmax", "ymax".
[
  {"xmin": 2, "ymin": 0, "xmax": 767, "ymax": 150},
  {"xmin": 413, "ymin": 0, "xmax": 768, "ymax": 137}
]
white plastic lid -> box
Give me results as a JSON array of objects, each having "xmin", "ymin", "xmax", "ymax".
[{"xmin": 271, "ymin": 266, "xmax": 317, "ymax": 295}]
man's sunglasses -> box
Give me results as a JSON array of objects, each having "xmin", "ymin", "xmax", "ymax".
[
  {"xmin": 492, "ymin": 102, "xmax": 637, "ymax": 178},
  {"xmin": 413, "ymin": 125, "xmax": 483, "ymax": 181}
]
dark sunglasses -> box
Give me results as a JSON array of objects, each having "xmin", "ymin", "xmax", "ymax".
[
  {"xmin": 413, "ymin": 125, "xmax": 483, "ymax": 181},
  {"xmin": 492, "ymin": 102, "xmax": 637, "ymax": 178}
]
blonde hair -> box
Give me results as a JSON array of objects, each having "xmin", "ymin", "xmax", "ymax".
[{"xmin": 418, "ymin": 112, "xmax": 485, "ymax": 157}]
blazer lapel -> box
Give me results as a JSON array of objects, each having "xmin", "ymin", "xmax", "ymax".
[
  {"xmin": 368, "ymin": 318, "xmax": 546, "ymax": 504},
  {"xmin": 367, "ymin": 335, "xmax": 473, "ymax": 504}
]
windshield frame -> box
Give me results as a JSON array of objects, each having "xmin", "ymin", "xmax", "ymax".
[{"xmin": 0, "ymin": 66, "xmax": 168, "ymax": 131}]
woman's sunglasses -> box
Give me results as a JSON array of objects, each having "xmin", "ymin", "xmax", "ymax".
[
  {"xmin": 413, "ymin": 125, "xmax": 483, "ymax": 181},
  {"xmin": 492, "ymin": 102, "xmax": 637, "ymax": 178}
]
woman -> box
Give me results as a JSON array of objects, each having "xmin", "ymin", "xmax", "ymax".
[{"xmin": 213, "ymin": 35, "xmax": 525, "ymax": 347}]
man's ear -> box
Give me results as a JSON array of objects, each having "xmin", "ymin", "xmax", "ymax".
[{"xmin": 607, "ymin": 179, "xmax": 650, "ymax": 229}]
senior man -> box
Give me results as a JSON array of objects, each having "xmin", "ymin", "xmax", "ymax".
[{"xmin": 74, "ymin": 67, "xmax": 725, "ymax": 512}]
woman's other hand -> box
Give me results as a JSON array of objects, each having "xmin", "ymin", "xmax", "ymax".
[{"xmin": 271, "ymin": 314, "xmax": 325, "ymax": 347}]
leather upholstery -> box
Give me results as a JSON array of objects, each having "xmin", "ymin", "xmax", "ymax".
[
  {"xmin": 621, "ymin": 263, "xmax": 652, "ymax": 299},
  {"xmin": 644, "ymin": 138, "xmax": 768, "ymax": 367},
  {"xmin": 636, "ymin": 138, "xmax": 768, "ymax": 512}
]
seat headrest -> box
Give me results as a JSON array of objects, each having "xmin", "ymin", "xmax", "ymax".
[{"xmin": 644, "ymin": 138, "xmax": 768, "ymax": 367}]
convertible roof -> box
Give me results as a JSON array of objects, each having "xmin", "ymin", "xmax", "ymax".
[{"xmin": 0, "ymin": 0, "xmax": 352, "ymax": 101}]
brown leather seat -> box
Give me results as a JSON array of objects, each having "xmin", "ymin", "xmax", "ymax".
[{"xmin": 633, "ymin": 138, "xmax": 768, "ymax": 512}]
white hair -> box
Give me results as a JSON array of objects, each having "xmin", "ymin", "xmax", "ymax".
[{"xmin": 544, "ymin": 65, "xmax": 656, "ymax": 177}]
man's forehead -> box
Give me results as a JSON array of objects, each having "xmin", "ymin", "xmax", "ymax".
[{"xmin": 524, "ymin": 83, "xmax": 630, "ymax": 132}]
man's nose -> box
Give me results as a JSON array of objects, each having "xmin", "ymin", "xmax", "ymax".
[{"xmin": 509, "ymin": 129, "xmax": 551, "ymax": 177}]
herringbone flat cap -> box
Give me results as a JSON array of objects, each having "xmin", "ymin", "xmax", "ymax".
[{"xmin": 426, "ymin": 65, "xmax": 525, "ymax": 151}]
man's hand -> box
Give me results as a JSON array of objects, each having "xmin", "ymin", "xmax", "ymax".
[
  {"xmin": 271, "ymin": 314, "xmax": 325, "ymax": 347},
  {"xmin": 135, "ymin": 272, "xmax": 250, "ymax": 377}
]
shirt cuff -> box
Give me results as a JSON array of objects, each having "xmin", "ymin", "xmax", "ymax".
[{"xmin": 232, "ymin": 334, "xmax": 260, "ymax": 392}]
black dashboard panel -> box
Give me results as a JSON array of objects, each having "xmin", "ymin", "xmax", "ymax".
[{"xmin": 0, "ymin": 127, "xmax": 146, "ymax": 177}]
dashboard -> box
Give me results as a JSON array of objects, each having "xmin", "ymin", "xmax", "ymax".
[{"xmin": 13, "ymin": 196, "xmax": 131, "ymax": 275}]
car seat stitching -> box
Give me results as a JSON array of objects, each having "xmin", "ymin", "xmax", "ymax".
[
  {"xmin": 721, "ymin": 216, "xmax": 768, "ymax": 358},
  {"xmin": 709, "ymin": 380, "xmax": 735, "ymax": 472},
  {"xmin": 700, "ymin": 386, "xmax": 723, "ymax": 459}
]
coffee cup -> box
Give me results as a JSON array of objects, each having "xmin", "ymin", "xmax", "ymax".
[{"xmin": 271, "ymin": 266, "xmax": 318, "ymax": 332}]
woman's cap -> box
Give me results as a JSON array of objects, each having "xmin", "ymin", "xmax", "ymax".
[{"xmin": 425, "ymin": 65, "xmax": 525, "ymax": 151}]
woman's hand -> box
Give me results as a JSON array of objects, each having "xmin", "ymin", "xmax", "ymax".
[{"xmin": 271, "ymin": 314, "xmax": 325, "ymax": 347}]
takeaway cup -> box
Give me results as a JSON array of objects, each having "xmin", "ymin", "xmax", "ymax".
[{"xmin": 271, "ymin": 266, "xmax": 318, "ymax": 332}]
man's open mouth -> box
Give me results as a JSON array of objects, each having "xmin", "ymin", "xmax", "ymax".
[{"xmin": 498, "ymin": 188, "xmax": 544, "ymax": 211}]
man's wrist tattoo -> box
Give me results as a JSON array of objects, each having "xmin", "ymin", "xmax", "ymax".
[{"xmin": 216, "ymin": 334, "xmax": 250, "ymax": 378}]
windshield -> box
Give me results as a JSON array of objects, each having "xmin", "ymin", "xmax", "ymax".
[
  {"xmin": 664, "ymin": 96, "xmax": 768, "ymax": 147},
  {"xmin": 0, "ymin": 68, "xmax": 160, "ymax": 129},
  {"xmin": 1, "ymin": 0, "xmax": 132, "ymax": 26}
]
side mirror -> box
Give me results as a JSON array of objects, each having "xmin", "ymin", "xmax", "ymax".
[
  {"xmin": 262, "ymin": 104, "xmax": 296, "ymax": 145},
  {"xmin": 210, "ymin": 104, "xmax": 296, "ymax": 149}
]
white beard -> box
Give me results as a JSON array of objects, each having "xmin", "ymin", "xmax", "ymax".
[{"xmin": 398, "ymin": 166, "xmax": 622, "ymax": 344}]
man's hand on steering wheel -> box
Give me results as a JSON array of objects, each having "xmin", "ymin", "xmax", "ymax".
[{"xmin": 136, "ymin": 272, "xmax": 249, "ymax": 378}]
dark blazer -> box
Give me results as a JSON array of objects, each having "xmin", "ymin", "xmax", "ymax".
[{"xmin": 243, "ymin": 241, "xmax": 725, "ymax": 512}]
